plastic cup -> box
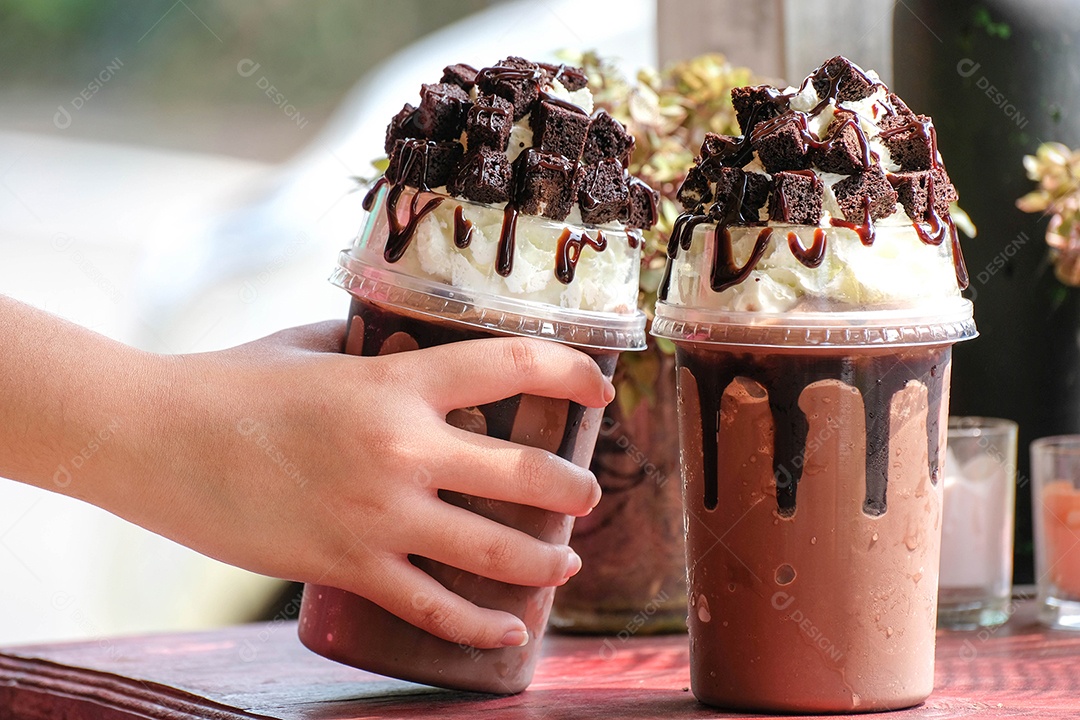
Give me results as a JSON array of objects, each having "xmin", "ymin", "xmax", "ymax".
[
  {"xmin": 652, "ymin": 224, "xmax": 976, "ymax": 713},
  {"xmin": 297, "ymin": 184, "xmax": 645, "ymax": 694},
  {"xmin": 1031, "ymin": 435, "xmax": 1080, "ymax": 629},
  {"xmin": 938, "ymin": 417, "xmax": 1018, "ymax": 630}
]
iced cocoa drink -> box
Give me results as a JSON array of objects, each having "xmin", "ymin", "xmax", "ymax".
[
  {"xmin": 652, "ymin": 57, "xmax": 976, "ymax": 712},
  {"xmin": 297, "ymin": 56, "xmax": 659, "ymax": 694}
]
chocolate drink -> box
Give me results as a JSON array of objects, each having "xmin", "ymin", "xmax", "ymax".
[
  {"xmin": 652, "ymin": 56, "xmax": 977, "ymax": 712},
  {"xmin": 677, "ymin": 343, "xmax": 950, "ymax": 712},
  {"xmin": 298, "ymin": 298, "xmax": 618, "ymax": 694},
  {"xmin": 300, "ymin": 55, "xmax": 655, "ymax": 693}
]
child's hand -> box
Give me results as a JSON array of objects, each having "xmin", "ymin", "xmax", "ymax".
[{"xmin": 132, "ymin": 322, "xmax": 611, "ymax": 649}]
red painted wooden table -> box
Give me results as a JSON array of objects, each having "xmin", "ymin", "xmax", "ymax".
[{"xmin": 1, "ymin": 600, "xmax": 1079, "ymax": 719}]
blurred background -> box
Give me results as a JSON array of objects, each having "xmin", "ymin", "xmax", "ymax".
[{"xmin": 0, "ymin": 0, "xmax": 1063, "ymax": 644}]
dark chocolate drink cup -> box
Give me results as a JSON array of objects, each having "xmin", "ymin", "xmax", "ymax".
[
  {"xmin": 298, "ymin": 185, "xmax": 645, "ymax": 694},
  {"xmin": 653, "ymin": 260, "xmax": 976, "ymax": 712}
]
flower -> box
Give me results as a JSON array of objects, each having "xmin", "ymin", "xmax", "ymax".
[{"xmin": 1017, "ymin": 142, "xmax": 1080, "ymax": 286}]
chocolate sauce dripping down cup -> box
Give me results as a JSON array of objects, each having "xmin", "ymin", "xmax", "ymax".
[
  {"xmin": 299, "ymin": 182, "xmax": 646, "ymax": 695},
  {"xmin": 652, "ymin": 222, "xmax": 976, "ymax": 713}
]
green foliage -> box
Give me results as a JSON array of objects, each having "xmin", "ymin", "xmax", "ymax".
[{"xmin": 972, "ymin": 6, "xmax": 1012, "ymax": 40}]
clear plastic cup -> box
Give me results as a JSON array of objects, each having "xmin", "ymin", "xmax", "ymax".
[
  {"xmin": 652, "ymin": 223, "xmax": 976, "ymax": 713},
  {"xmin": 298, "ymin": 184, "xmax": 645, "ymax": 694}
]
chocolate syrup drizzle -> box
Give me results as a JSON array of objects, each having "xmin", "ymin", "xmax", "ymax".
[
  {"xmin": 681, "ymin": 347, "xmax": 948, "ymax": 517},
  {"xmin": 788, "ymin": 228, "xmax": 827, "ymax": 268},
  {"xmin": 556, "ymin": 228, "xmax": 607, "ymax": 284},
  {"xmin": 453, "ymin": 205, "xmax": 474, "ymax": 248},
  {"xmin": 657, "ymin": 58, "xmax": 969, "ymax": 301}
]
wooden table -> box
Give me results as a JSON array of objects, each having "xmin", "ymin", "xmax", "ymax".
[{"xmin": 2, "ymin": 601, "xmax": 1079, "ymax": 719}]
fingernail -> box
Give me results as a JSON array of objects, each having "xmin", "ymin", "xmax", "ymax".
[
  {"xmin": 565, "ymin": 549, "xmax": 582, "ymax": 579},
  {"xmin": 501, "ymin": 629, "xmax": 529, "ymax": 647},
  {"xmin": 602, "ymin": 380, "xmax": 616, "ymax": 404}
]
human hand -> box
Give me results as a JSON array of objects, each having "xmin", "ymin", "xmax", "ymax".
[{"xmin": 124, "ymin": 322, "xmax": 612, "ymax": 649}]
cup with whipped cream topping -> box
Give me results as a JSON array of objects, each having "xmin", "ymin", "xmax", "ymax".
[
  {"xmin": 297, "ymin": 56, "xmax": 658, "ymax": 694},
  {"xmin": 652, "ymin": 56, "xmax": 976, "ymax": 713}
]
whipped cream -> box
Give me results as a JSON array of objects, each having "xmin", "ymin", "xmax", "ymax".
[
  {"xmin": 663, "ymin": 222, "xmax": 960, "ymax": 313},
  {"xmin": 365, "ymin": 187, "xmax": 640, "ymax": 314}
]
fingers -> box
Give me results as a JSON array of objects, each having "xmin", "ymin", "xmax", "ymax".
[
  {"xmin": 400, "ymin": 337, "xmax": 615, "ymax": 411},
  {"xmin": 361, "ymin": 556, "xmax": 533, "ymax": 649},
  {"xmin": 436, "ymin": 429, "xmax": 601, "ymax": 516},
  {"xmin": 260, "ymin": 320, "xmax": 348, "ymax": 353},
  {"xmin": 407, "ymin": 500, "xmax": 581, "ymax": 588}
]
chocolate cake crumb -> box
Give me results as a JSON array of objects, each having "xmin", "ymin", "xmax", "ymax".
[
  {"xmin": 624, "ymin": 178, "xmax": 659, "ymax": 229},
  {"xmin": 531, "ymin": 99, "xmax": 590, "ymax": 161},
  {"xmin": 465, "ymin": 93, "xmax": 513, "ymax": 151},
  {"xmin": 441, "ymin": 63, "xmax": 478, "ymax": 90},
  {"xmin": 477, "ymin": 57, "xmax": 542, "ymax": 120},
  {"xmin": 448, "ymin": 146, "xmax": 513, "ymax": 204},
  {"xmin": 578, "ymin": 159, "xmax": 629, "ymax": 225},
  {"xmin": 582, "ymin": 110, "xmax": 634, "ymax": 167},
  {"xmin": 812, "ymin": 110, "xmax": 866, "ymax": 175},
  {"xmin": 833, "ymin": 166, "xmax": 898, "ymax": 221},
  {"xmin": 387, "ymin": 139, "xmax": 464, "ymax": 189},
  {"xmin": 752, "ymin": 113, "xmax": 811, "ymax": 173},
  {"xmin": 879, "ymin": 114, "xmax": 935, "ymax": 171},
  {"xmin": 416, "ymin": 83, "xmax": 471, "ymax": 141},
  {"xmin": 513, "ymin": 149, "xmax": 582, "ymax": 221},
  {"xmin": 731, "ymin": 85, "xmax": 785, "ymax": 135},
  {"xmin": 812, "ymin": 56, "xmax": 877, "ymax": 102},
  {"xmin": 677, "ymin": 166, "xmax": 713, "ymax": 211},
  {"xmin": 769, "ymin": 171, "xmax": 823, "ymax": 224},
  {"xmin": 385, "ymin": 103, "xmax": 421, "ymax": 155}
]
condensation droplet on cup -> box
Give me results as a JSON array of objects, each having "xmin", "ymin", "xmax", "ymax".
[
  {"xmin": 775, "ymin": 564, "xmax": 796, "ymax": 586},
  {"xmin": 697, "ymin": 595, "xmax": 711, "ymax": 623},
  {"xmin": 810, "ymin": 536, "xmax": 817, "ymax": 545},
  {"xmin": 886, "ymin": 626, "xmax": 894, "ymax": 638}
]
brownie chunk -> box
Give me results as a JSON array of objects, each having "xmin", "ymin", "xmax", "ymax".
[
  {"xmin": 387, "ymin": 139, "xmax": 464, "ymax": 189},
  {"xmin": 811, "ymin": 56, "xmax": 877, "ymax": 103},
  {"xmin": 477, "ymin": 58, "xmax": 542, "ymax": 120},
  {"xmin": 833, "ymin": 166, "xmax": 898, "ymax": 221},
  {"xmin": 698, "ymin": 132, "xmax": 743, "ymax": 179},
  {"xmin": 751, "ymin": 113, "xmax": 810, "ymax": 173},
  {"xmin": 465, "ymin": 93, "xmax": 513, "ymax": 151},
  {"xmin": 448, "ymin": 146, "xmax": 513, "ymax": 204},
  {"xmin": 731, "ymin": 85, "xmax": 785, "ymax": 135},
  {"xmin": 531, "ymin": 98, "xmax": 590, "ymax": 160},
  {"xmin": 888, "ymin": 166, "xmax": 959, "ymax": 221},
  {"xmin": 384, "ymin": 103, "xmax": 421, "ymax": 155},
  {"xmin": 416, "ymin": 83, "xmax": 471, "ymax": 141},
  {"xmin": 441, "ymin": 63, "xmax": 478, "ymax": 90},
  {"xmin": 539, "ymin": 62, "xmax": 588, "ymax": 91},
  {"xmin": 887, "ymin": 92, "xmax": 915, "ymax": 118},
  {"xmin": 513, "ymin": 149, "xmax": 582, "ymax": 221},
  {"xmin": 624, "ymin": 178, "xmax": 659, "ymax": 229},
  {"xmin": 677, "ymin": 166, "xmax": 712, "ymax": 211},
  {"xmin": 812, "ymin": 110, "xmax": 868, "ymax": 175},
  {"xmin": 582, "ymin": 111, "xmax": 634, "ymax": 166},
  {"xmin": 769, "ymin": 170, "xmax": 824, "ymax": 224},
  {"xmin": 578, "ymin": 159, "xmax": 629, "ymax": 225},
  {"xmin": 707, "ymin": 167, "xmax": 770, "ymax": 222},
  {"xmin": 931, "ymin": 165, "xmax": 959, "ymax": 213},
  {"xmin": 879, "ymin": 114, "xmax": 935, "ymax": 171}
]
